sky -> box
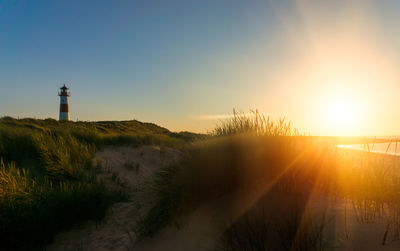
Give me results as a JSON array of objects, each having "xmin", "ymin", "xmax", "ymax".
[{"xmin": 1, "ymin": 0, "xmax": 400, "ymax": 136}]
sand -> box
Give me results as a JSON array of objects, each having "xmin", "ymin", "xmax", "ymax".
[
  {"xmin": 46, "ymin": 145, "xmax": 180, "ymax": 251},
  {"xmin": 47, "ymin": 145, "xmax": 400, "ymax": 251}
]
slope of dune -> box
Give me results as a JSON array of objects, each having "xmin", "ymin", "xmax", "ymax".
[
  {"xmin": 47, "ymin": 144, "xmax": 400, "ymax": 251},
  {"xmin": 47, "ymin": 145, "xmax": 180, "ymax": 251}
]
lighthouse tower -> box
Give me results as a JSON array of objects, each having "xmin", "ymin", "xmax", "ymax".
[{"xmin": 58, "ymin": 84, "xmax": 70, "ymax": 121}]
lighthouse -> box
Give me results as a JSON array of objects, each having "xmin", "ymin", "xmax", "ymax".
[{"xmin": 58, "ymin": 84, "xmax": 70, "ymax": 121}]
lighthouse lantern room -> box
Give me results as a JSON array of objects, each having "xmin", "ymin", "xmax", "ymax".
[{"xmin": 58, "ymin": 84, "xmax": 70, "ymax": 121}]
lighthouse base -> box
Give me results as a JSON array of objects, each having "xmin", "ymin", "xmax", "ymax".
[{"xmin": 59, "ymin": 112, "xmax": 70, "ymax": 121}]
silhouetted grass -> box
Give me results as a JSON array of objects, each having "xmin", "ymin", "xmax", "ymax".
[
  {"xmin": 219, "ymin": 204, "xmax": 329, "ymax": 251},
  {"xmin": 334, "ymin": 145, "xmax": 400, "ymax": 242},
  {"xmin": 137, "ymin": 111, "xmax": 336, "ymax": 249},
  {"xmin": 138, "ymin": 135, "xmax": 336, "ymax": 239},
  {"xmin": 212, "ymin": 109, "xmax": 300, "ymax": 137},
  {"xmin": 139, "ymin": 110, "xmax": 400, "ymax": 249},
  {"xmin": 136, "ymin": 163, "xmax": 185, "ymax": 238}
]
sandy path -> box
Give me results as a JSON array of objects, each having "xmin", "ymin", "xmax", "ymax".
[{"xmin": 47, "ymin": 145, "xmax": 180, "ymax": 251}]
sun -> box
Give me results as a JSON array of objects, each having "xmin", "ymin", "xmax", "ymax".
[
  {"xmin": 323, "ymin": 97, "xmax": 359, "ymax": 135},
  {"xmin": 329, "ymin": 99, "xmax": 353, "ymax": 126}
]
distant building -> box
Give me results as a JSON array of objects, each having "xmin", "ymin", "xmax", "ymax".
[{"xmin": 58, "ymin": 84, "xmax": 70, "ymax": 121}]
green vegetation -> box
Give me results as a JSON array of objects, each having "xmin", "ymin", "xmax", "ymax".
[
  {"xmin": 3, "ymin": 113, "xmax": 400, "ymax": 250},
  {"xmin": 0, "ymin": 159, "xmax": 124, "ymax": 251},
  {"xmin": 0, "ymin": 116, "xmax": 200, "ymax": 250}
]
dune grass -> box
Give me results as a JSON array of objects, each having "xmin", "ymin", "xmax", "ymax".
[
  {"xmin": 218, "ymin": 204, "xmax": 329, "ymax": 251},
  {"xmin": 138, "ymin": 110, "xmax": 400, "ymax": 250},
  {"xmin": 0, "ymin": 116, "xmax": 200, "ymax": 250},
  {"xmin": 212, "ymin": 109, "xmax": 300, "ymax": 137},
  {"xmin": 137, "ymin": 111, "xmax": 337, "ymax": 249},
  {"xmin": 333, "ymin": 146, "xmax": 400, "ymax": 242},
  {"xmin": 4, "ymin": 113, "xmax": 400, "ymax": 249},
  {"xmin": 0, "ymin": 159, "xmax": 125, "ymax": 251},
  {"xmin": 138, "ymin": 134, "xmax": 336, "ymax": 240}
]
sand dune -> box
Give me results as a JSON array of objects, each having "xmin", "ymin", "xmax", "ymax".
[
  {"xmin": 47, "ymin": 146, "xmax": 400, "ymax": 251},
  {"xmin": 47, "ymin": 145, "xmax": 180, "ymax": 251}
]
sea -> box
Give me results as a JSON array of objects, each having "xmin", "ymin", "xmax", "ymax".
[{"xmin": 338, "ymin": 137, "xmax": 400, "ymax": 156}]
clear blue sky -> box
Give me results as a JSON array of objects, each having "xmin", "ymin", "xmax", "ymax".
[{"xmin": 1, "ymin": 0, "xmax": 400, "ymax": 135}]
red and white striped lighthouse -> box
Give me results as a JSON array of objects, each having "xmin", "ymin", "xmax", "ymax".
[{"xmin": 58, "ymin": 84, "xmax": 70, "ymax": 121}]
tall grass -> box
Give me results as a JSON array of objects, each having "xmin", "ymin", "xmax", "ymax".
[
  {"xmin": 0, "ymin": 159, "xmax": 126, "ymax": 250},
  {"xmin": 0, "ymin": 116, "xmax": 199, "ymax": 250},
  {"xmin": 219, "ymin": 205, "xmax": 329, "ymax": 251},
  {"xmin": 212, "ymin": 109, "xmax": 300, "ymax": 137},
  {"xmin": 138, "ymin": 110, "xmax": 336, "ymax": 250},
  {"xmin": 137, "ymin": 110, "xmax": 400, "ymax": 249},
  {"xmin": 334, "ymin": 145, "xmax": 400, "ymax": 243}
]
